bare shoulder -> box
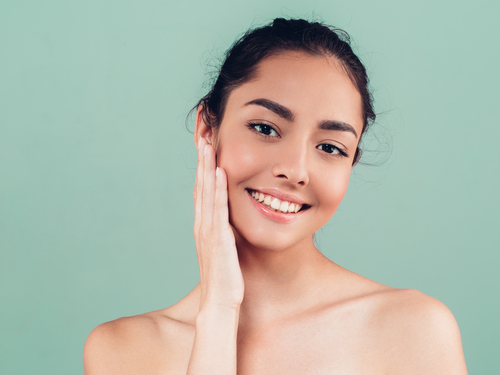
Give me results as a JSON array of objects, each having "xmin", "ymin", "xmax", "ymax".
[
  {"xmin": 370, "ymin": 288, "xmax": 468, "ymax": 374},
  {"xmin": 370, "ymin": 288, "xmax": 461, "ymax": 339},
  {"xmin": 372, "ymin": 288, "xmax": 461, "ymax": 338},
  {"xmin": 326, "ymin": 268, "xmax": 468, "ymax": 374},
  {"xmin": 83, "ymin": 308, "xmax": 196, "ymax": 375}
]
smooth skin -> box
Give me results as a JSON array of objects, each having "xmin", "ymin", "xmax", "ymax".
[{"xmin": 83, "ymin": 52, "xmax": 468, "ymax": 374}]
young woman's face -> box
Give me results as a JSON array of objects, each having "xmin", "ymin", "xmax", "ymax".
[{"xmin": 213, "ymin": 52, "xmax": 364, "ymax": 251}]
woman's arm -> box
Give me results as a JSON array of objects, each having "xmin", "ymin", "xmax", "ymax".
[{"xmin": 186, "ymin": 138, "xmax": 244, "ymax": 375}]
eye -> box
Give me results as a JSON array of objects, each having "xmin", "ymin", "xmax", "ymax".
[
  {"xmin": 317, "ymin": 143, "xmax": 347, "ymax": 157},
  {"xmin": 248, "ymin": 123, "xmax": 280, "ymax": 138}
]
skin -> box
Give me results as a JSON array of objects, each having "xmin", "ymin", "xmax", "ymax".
[{"xmin": 83, "ymin": 52, "xmax": 468, "ymax": 374}]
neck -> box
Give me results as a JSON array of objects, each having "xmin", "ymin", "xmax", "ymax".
[{"xmin": 234, "ymin": 233, "xmax": 336, "ymax": 326}]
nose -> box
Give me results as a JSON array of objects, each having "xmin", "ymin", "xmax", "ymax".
[{"xmin": 271, "ymin": 140, "xmax": 310, "ymax": 186}]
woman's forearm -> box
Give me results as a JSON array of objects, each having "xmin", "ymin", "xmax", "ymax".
[{"xmin": 187, "ymin": 305, "xmax": 240, "ymax": 375}]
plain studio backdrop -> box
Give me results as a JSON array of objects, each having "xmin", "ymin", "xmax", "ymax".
[{"xmin": 1, "ymin": 0, "xmax": 498, "ymax": 374}]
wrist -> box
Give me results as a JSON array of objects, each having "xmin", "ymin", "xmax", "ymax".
[
  {"xmin": 196, "ymin": 304, "xmax": 240, "ymax": 326},
  {"xmin": 200, "ymin": 291, "xmax": 243, "ymax": 313},
  {"xmin": 198, "ymin": 302, "xmax": 240, "ymax": 317}
]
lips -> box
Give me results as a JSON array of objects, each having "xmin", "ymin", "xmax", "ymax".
[{"xmin": 247, "ymin": 189, "xmax": 308, "ymax": 214}]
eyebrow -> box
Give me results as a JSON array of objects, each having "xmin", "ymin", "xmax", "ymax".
[
  {"xmin": 244, "ymin": 98, "xmax": 294, "ymax": 122},
  {"xmin": 319, "ymin": 120, "xmax": 358, "ymax": 138},
  {"xmin": 244, "ymin": 98, "xmax": 358, "ymax": 138}
]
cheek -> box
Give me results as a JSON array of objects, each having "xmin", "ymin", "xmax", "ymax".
[
  {"xmin": 219, "ymin": 142, "xmax": 254, "ymax": 175},
  {"xmin": 216, "ymin": 137, "xmax": 266, "ymax": 191},
  {"xmin": 312, "ymin": 167, "xmax": 351, "ymax": 216}
]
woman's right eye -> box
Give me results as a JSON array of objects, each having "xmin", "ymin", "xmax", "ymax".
[{"xmin": 249, "ymin": 124, "xmax": 279, "ymax": 138}]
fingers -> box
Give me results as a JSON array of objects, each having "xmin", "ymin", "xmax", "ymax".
[
  {"xmin": 194, "ymin": 137, "xmax": 218, "ymax": 234},
  {"xmin": 194, "ymin": 138, "xmax": 205, "ymax": 235},
  {"xmin": 214, "ymin": 167, "xmax": 229, "ymax": 229},
  {"xmin": 194, "ymin": 137, "xmax": 230, "ymax": 234},
  {"xmin": 202, "ymin": 141, "xmax": 216, "ymax": 224}
]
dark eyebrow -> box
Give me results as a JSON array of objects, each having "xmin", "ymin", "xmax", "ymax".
[
  {"xmin": 244, "ymin": 98, "xmax": 294, "ymax": 122},
  {"xmin": 245, "ymin": 98, "xmax": 358, "ymax": 138},
  {"xmin": 319, "ymin": 120, "xmax": 358, "ymax": 138}
]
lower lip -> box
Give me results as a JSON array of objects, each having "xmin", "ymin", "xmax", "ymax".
[{"xmin": 247, "ymin": 190, "xmax": 305, "ymax": 223}]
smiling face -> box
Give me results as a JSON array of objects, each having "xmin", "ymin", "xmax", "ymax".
[{"xmin": 199, "ymin": 52, "xmax": 364, "ymax": 252}]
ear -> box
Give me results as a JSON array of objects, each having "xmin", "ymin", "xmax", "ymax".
[{"xmin": 194, "ymin": 105, "xmax": 213, "ymax": 150}]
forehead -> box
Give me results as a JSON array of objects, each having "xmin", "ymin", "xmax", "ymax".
[{"xmin": 225, "ymin": 51, "xmax": 364, "ymax": 133}]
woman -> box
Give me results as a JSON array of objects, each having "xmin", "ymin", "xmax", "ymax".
[{"xmin": 83, "ymin": 18, "xmax": 468, "ymax": 374}]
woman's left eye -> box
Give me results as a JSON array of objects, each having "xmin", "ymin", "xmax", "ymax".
[
  {"xmin": 317, "ymin": 143, "xmax": 347, "ymax": 156},
  {"xmin": 250, "ymin": 124, "xmax": 279, "ymax": 137}
]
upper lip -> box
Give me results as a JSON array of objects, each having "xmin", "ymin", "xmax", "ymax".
[{"xmin": 248, "ymin": 188, "xmax": 309, "ymax": 206}]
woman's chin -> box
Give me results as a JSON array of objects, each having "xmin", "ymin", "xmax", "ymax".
[{"xmin": 232, "ymin": 224, "xmax": 314, "ymax": 253}]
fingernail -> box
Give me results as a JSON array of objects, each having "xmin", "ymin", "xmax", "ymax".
[{"xmin": 216, "ymin": 167, "xmax": 220, "ymax": 177}]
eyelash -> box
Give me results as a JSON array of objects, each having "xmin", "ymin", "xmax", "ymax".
[
  {"xmin": 246, "ymin": 122, "xmax": 348, "ymax": 158},
  {"xmin": 317, "ymin": 143, "xmax": 348, "ymax": 157},
  {"xmin": 247, "ymin": 123, "xmax": 280, "ymax": 138}
]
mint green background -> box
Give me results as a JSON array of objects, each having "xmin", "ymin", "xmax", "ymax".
[{"xmin": 1, "ymin": 0, "xmax": 498, "ymax": 373}]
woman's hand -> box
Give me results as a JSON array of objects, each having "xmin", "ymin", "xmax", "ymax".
[{"xmin": 193, "ymin": 138, "xmax": 244, "ymax": 311}]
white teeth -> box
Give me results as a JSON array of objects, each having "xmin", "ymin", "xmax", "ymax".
[
  {"xmin": 271, "ymin": 198, "xmax": 281, "ymax": 210},
  {"xmin": 279, "ymin": 201, "xmax": 289, "ymax": 212},
  {"xmin": 249, "ymin": 190, "xmax": 303, "ymax": 214}
]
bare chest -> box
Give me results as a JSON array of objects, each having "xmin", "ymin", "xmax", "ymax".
[
  {"xmin": 235, "ymin": 314, "xmax": 385, "ymax": 375},
  {"xmin": 159, "ymin": 306, "xmax": 387, "ymax": 375}
]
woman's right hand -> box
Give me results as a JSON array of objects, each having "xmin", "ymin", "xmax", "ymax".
[{"xmin": 193, "ymin": 138, "xmax": 244, "ymax": 311}]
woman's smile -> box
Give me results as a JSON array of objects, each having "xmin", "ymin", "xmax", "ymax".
[
  {"xmin": 245, "ymin": 188, "xmax": 309, "ymax": 223},
  {"xmin": 247, "ymin": 188, "xmax": 308, "ymax": 213},
  {"xmin": 211, "ymin": 51, "xmax": 364, "ymax": 251}
]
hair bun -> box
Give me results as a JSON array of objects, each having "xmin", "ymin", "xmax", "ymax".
[
  {"xmin": 272, "ymin": 18, "xmax": 288, "ymax": 28},
  {"xmin": 272, "ymin": 18, "xmax": 311, "ymax": 31}
]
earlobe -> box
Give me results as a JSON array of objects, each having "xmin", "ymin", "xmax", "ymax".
[{"xmin": 194, "ymin": 105, "xmax": 214, "ymax": 149}]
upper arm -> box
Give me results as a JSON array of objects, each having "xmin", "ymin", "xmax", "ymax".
[
  {"xmin": 83, "ymin": 317, "xmax": 159, "ymax": 375},
  {"xmin": 383, "ymin": 290, "xmax": 468, "ymax": 375},
  {"xmin": 83, "ymin": 322, "xmax": 123, "ymax": 375},
  {"xmin": 83, "ymin": 314, "xmax": 191, "ymax": 375}
]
